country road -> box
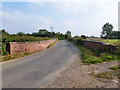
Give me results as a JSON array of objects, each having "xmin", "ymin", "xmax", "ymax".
[{"xmin": 2, "ymin": 40, "xmax": 79, "ymax": 88}]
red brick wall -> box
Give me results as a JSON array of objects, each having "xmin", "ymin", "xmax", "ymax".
[
  {"xmin": 9, "ymin": 39, "xmax": 57, "ymax": 55},
  {"xmin": 83, "ymin": 41, "xmax": 117, "ymax": 52}
]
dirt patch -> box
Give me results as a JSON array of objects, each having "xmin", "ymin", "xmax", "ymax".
[{"xmin": 43, "ymin": 56, "xmax": 119, "ymax": 88}]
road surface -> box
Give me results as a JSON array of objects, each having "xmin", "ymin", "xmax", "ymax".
[{"xmin": 2, "ymin": 40, "xmax": 79, "ymax": 88}]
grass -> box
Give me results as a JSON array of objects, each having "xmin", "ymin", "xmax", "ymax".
[
  {"xmin": 91, "ymin": 71, "xmax": 114, "ymax": 79},
  {"xmin": 78, "ymin": 45, "xmax": 119, "ymax": 64},
  {"xmin": 70, "ymin": 41, "xmax": 120, "ymax": 65},
  {"xmin": 86, "ymin": 38, "xmax": 120, "ymax": 46},
  {"xmin": 103, "ymin": 39, "xmax": 120, "ymax": 46},
  {"xmin": 2, "ymin": 51, "xmax": 37, "ymax": 61},
  {"xmin": 109, "ymin": 65, "xmax": 120, "ymax": 70},
  {"xmin": 91, "ymin": 65, "xmax": 120, "ymax": 79},
  {"xmin": 47, "ymin": 40, "xmax": 58, "ymax": 48},
  {"xmin": 2, "ymin": 40, "xmax": 58, "ymax": 62},
  {"xmin": 109, "ymin": 65, "xmax": 120, "ymax": 79}
]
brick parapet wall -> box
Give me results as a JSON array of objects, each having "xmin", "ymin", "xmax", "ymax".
[
  {"xmin": 83, "ymin": 40, "xmax": 118, "ymax": 52},
  {"xmin": 9, "ymin": 39, "xmax": 57, "ymax": 55}
]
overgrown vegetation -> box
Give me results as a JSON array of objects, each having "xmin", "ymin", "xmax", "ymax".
[
  {"xmin": 91, "ymin": 71, "xmax": 114, "ymax": 79},
  {"xmin": 78, "ymin": 45, "xmax": 119, "ymax": 64},
  {"xmin": 109, "ymin": 65, "xmax": 120, "ymax": 70},
  {"xmin": 2, "ymin": 51, "xmax": 38, "ymax": 61},
  {"xmin": 2, "ymin": 30, "xmax": 51, "ymax": 55},
  {"xmin": 101, "ymin": 23, "xmax": 120, "ymax": 39},
  {"xmin": 86, "ymin": 38, "xmax": 120, "ymax": 46},
  {"xmin": 91, "ymin": 65, "xmax": 120, "ymax": 79},
  {"xmin": 2, "ymin": 29, "xmax": 72, "ymax": 55},
  {"xmin": 69, "ymin": 38, "xmax": 120, "ymax": 64}
]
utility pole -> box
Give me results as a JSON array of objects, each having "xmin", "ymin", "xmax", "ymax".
[{"xmin": 51, "ymin": 26, "xmax": 53, "ymax": 38}]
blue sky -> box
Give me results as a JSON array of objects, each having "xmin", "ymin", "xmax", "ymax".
[{"xmin": 0, "ymin": 0, "xmax": 119, "ymax": 36}]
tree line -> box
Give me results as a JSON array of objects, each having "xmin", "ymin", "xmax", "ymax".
[
  {"xmin": 1, "ymin": 29, "xmax": 72, "ymax": 55},
  {"xmin": 2, "ymin": 29, "xmax": 72, "ymax": 42},
  {"xmin": 101, "ymin": 23, "xmax": 120, "ymax": 39}
]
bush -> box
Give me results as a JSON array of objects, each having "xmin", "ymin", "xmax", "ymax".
[
  {"xmin": 73, "ymin": 37, "xmax": 84, "ymax": 46},
  {"xmin": 2, "ymin": 34, "xmax": 51, "ymax": 55},
  {"xmin": 82, "ymin": 55, "xmax": 103, "ymax": 64},
  {"xmin": 100, "ymin": 54, "xmax": 117, "ymax": 61},
  {"xmin": 2, "ymin": 43, "xmax": 6, "ymax": 55}
]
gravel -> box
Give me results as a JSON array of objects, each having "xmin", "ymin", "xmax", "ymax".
[{"xmin": 42, "ymin": 56, "xmax": 119, "ymax": 88}]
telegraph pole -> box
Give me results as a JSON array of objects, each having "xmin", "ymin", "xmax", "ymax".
[{"xmin": 51, "ymin": 26, "xmax": 53, "ymax": 38}]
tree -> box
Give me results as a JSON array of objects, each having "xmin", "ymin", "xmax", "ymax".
[
  {"xmin": 101, "ymin": 23, "xmax": 113, "ymax": 39},
  {"xmin": 38, "ymin": 29, "xmax": 52, "ymax": 37},
  {"xmin": 17, "ymin": 32, "xmax": 25, "ymax": 36},
  {"xmin": 109, "ymin": 31, "xmax": 120, "ymax": 39},
  {"xmin": 2, "ymin": 30, "xmax": 9, "ymax": 35},
  {"xmin": 66, "ymin": 31, "xmax": 71, "ymax": 37},
  {"xmin": 81, "ymin": 35, "xmax": 86, "ymax": 39},
  {"xmin": 38, "ymin": 29, "xmax": 48, "ymax": 35}
]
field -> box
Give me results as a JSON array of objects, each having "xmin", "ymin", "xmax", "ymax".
[{"xmin": 86, "ymin": 38, "xmax": 120, "ymax": 46}]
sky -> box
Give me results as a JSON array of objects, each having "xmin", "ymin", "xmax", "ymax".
[{"xmin": 0, "ymin": 0, "xmax": 119, "ymax": 37}]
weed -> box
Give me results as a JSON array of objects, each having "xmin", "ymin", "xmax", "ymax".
[
  {"xmin": 92, "ymin": 71, "xmax": 113, "ymax": 79},
  {"xmin": 109, "ymin": 65, "xmax": 120, "ymax": 70},
  {"xmin": 47, "ymin": 40, "xmax": 57, "ymax": 48},
  {"xmin": 70, "ymin": 40, "xmax": 120, "ymax": 64}
]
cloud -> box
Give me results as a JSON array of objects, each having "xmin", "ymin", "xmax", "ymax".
[
  {"xmin": 50, "ymin": 0, "xmax": 118, "ymax": 36},
  {"xmin": 1, "ymin": 0, "xmax": 119, "ymax": 36},
  {"xmin": 1, "ymin": 9, "xmax": 54, "ymax": 33}
]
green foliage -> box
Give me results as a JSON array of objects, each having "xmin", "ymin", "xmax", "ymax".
[
  {"xmin": 81, "ymin": 35, "xmax": 86, "ymax": 39},
  {"xmin": 3, "ymin": 35, "xmax": 50, "ymax": 43},
  {"xmin": 17, "ymin": 32, "xmax": 25, "ymax": 36},
  {"xmin": 76, "ymin": 38, "xmax": 84, "ymax": 45},
  {"xmin": 2, "ymin": 29, "xmax": 72, "ymax": 55},
  {"xmin": 47, "ymin": 40, "xmax": 57, "ymax": 48},
  {"xmin": 70, "ymin": 39, "xmax": 120, "ymax": 64},
  {"xmin": 100, "ymin": 23, "xmax": 120, "ymax": 39},
  {"xmin": 82, "ymin": 55, "xmax": 103, "ymax": 64},
  {"xmin": 101, "ymin": 23, "xmax": 113, "ymax": 39},
  {"xmin": 2, "ymin": 43, "xmax": 6, "ymax": 55},
  {"xmin": 100, "ymin": 54, "xmax": 117, "ymax": 61},
  {"xmin": 2, "ymin": 30, "xmax": 51, "ymax": 55},
  {"xmin": 93, "ymin": 65, "xmax": 120, "ymax": 79},
  {"xmin": 2, "ymin": 52, "xmax": 32, "ymax": 61},
  {"xmin": 57, "ymin": 34, "xmax": 66, "ymax": 40},
  {"xmin": 109, "ymin": 65, "xmax": 120, "ymax": 70},
  {"xmin": 103, "ymin": 39, "xmax": 120, "ymax": 46},
  {"xmin": 92, "ymin": 71, "xmax": 113, "ymax": 79},
  {"xmin": 109, "ymin": 31, "xmax": 120, "ymax": 39},
  {"xmin": 24, "ymin": 53, "xmax": 29, "ymax": 55},
  {"xmin": 66, "ymin": 31, "xmax": 71, "ymax": 37}
]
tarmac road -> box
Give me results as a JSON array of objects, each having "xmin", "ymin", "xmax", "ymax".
[{"xmin": 2, "ymin": 40, "xmax": 79, "ymax": 88}]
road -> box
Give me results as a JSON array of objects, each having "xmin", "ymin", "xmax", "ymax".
[{"xmin": 2, "ymin": 40, "xmax": 79, "ymax": 88}]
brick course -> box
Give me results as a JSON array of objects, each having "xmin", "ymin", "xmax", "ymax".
[
  {"xmin": 83, "ymin": 41, "xmax": 117, "ymax": 52},
  {"xmin": 68, "ymin": 39, "xmax": 117, "ymax": 53},
  {"xmin": 9, "ymin": 39, "xmax": 57, "ymax": 55}
]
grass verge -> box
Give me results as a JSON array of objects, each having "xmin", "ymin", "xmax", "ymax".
[
  {"xmin": 2, "ymin": 51, "xmax": 38, "ymax": 62},
  {"xmin": 47, "ymin": 40, "xmax": 58, "ymax": 48},
  {"xmin": 70, "ymin": 41, "xmax": 120, "ymax": 65}
]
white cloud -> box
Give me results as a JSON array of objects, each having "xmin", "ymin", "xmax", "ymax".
[
  {"xmin": 1, "ymin": 0, "xmax": 119, "ymax": 36},
  {"xmin": 1, "ymin": 9, "xmax": 54, "ymax": 33},
  {"xmin": 50, "ymin": 0, "xmax": 118, "ymax": 36}
]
